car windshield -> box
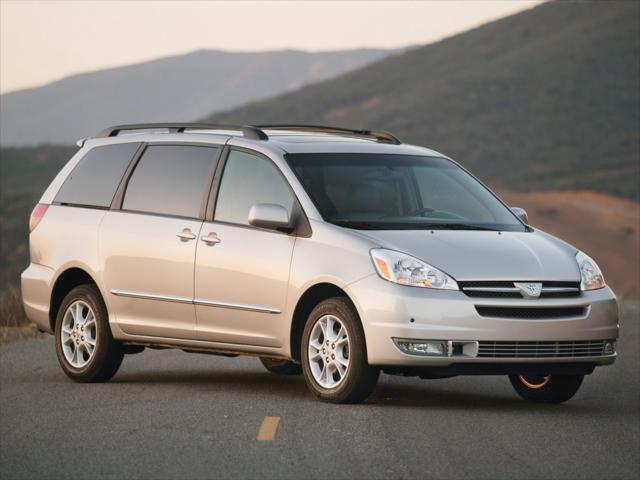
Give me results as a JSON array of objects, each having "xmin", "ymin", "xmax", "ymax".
[{"xmin": 285, "ymin": 153, "xmax": 525, "ymax": 231}]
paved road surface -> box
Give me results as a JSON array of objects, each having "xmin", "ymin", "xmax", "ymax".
[{"xmin": 2, "ymin": 303, "xmax": 639, "ymax": 479}]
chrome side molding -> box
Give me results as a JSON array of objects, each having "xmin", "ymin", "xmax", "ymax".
[
  {"xmin": 110, "ymin": 289, "xmax": 192, "ymax": 304},
  {"xmin": 110, "ymin": 289, "xmax": 280, "ymax": 314},
  {"xmin": 193, "ymin": 298, "xmax": 280, "ymax": 314}
]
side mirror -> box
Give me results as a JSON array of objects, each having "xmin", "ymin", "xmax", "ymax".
[
  {"xmin": 510, "ymin": 207, "xmax": 528, "ymax": 224},
  {"xmin": 248, "ymin": 203, "xmax": 292, "ymax": 231}
]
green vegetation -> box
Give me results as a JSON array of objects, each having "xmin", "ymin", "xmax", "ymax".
[
  {"xmin": 0, "ymin": 288, "xmax": 41, "ymax": 343},
  {"xmin": 206, "ymin": 1, "xmax": 639, "ymax": 200},
  {"xmin": 0, "ymin": 145, "xmax": 78, "ymax": 288}
]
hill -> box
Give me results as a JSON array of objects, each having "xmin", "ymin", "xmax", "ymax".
[
  {"xmin": 499, "ymin": 190, "xmax": 639, "ymax": 299},
  {"xmin": 206, "ymin": 0, "xmax": 640, "ymax": 200},
  {"xmin": 1, "ymin": 146, "xmax": 638, "ymax": 299},
  {"xmin": 0, "ymin": 48, "xmax": 393, "ymax": 146},
  {"xmin": 0, "ymin": 145, "xmax": 78, "ymax": 286}
]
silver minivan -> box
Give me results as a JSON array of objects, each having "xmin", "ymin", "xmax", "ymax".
[{"xmin": 21, "ymin": 124, "xmax": 619, "ymax": 404}]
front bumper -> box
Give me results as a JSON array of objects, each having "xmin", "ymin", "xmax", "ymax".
[{"xmin": 348, "ymin": 275, "xmax": 619, "ymax": 367}]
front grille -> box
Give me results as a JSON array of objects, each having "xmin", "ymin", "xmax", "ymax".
[
  {"xmin": 459, "ymin": 281, "xmax": 581, "ymax": 299},
  {"xmin": 477, "ymin": 340, "xmax": 606, "ymax": 358},
  {"xmin": 475, "ymin": 306, "xmax": 587, "ymax": 319}
]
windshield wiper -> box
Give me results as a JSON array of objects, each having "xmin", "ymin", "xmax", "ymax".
[
  {"xmin": 331, "ymin": 220, "xmax": 503, "ymax": 231},
  {"xmin": 331, "ymin": 220, "xmax": 390, "ymax": 230},
  {"xmin": 419, "ymin": 223, "xmax": 502, "ymax": 231}
]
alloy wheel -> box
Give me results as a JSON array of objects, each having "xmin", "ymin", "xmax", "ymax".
[
  {"xmin": 60, "ymin": 300, "xmax": 97, "ymax": 368},
  {"xmin": 307, "ymin": 314, "xmax": 350, "ymax": 388}
]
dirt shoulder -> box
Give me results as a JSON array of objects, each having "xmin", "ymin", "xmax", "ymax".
[{"xmin": 499, "ymin": 190, "xmax": 640, "ymax": 299}]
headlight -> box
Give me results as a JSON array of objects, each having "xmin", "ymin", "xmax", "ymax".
[
  {"xmin": 370, "ymin": 249, "xmax": 458, "ymax": 290},
  {"xmin": 576, "ymin": 251, "xmax": 605, "ymax": 291}
]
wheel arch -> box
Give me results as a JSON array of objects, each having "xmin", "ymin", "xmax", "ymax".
[
  {"xmin": 49, "ymin": 267, "xmax": 100, "ymax": 332},
  {"xmin": 289, "ymin": 282, "xmax": 361, "ymax": 362}
]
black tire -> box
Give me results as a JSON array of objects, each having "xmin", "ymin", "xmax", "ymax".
[
  {"xmin": 301, "ymin": 297, "xmax": 379, "ymax": 404},
  {"xmin": 54, "ymin": 284, "xmax": 124, "ymax": 382},
  {"xmin": 509, "ymin": 374, "xmax": 584, "ymax": 404},
  {"xmin": 260, "ymin": 357, "xmax": 302, "ymax": 375}
]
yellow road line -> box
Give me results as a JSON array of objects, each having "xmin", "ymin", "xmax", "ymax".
[{"xmin": 257, "ymin": 416, "xmax": 281, "ymax": 441}]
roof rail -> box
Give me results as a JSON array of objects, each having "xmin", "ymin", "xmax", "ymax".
[
  {"xmin": 256, "ymin": 124, "xmax": 402, "ymax": 145},
  {"xmin": 93, "ymin": 123, "xmax": 401, "ymax": 144},
  {"xmin": 95, "ymin": 123, "xmax": 268, "ymax": 140}
]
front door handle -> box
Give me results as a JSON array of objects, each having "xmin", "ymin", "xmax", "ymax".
[
  {"xmin": 201, "ymin": 232, "xmax": 221, "ymax": 245},
  {"xmin": 177, "ymin": 228, "xmax": 196, "ymax": 241}
]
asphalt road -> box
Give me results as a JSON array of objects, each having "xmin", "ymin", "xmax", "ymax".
[{"xmin": 2, "ymin": 302, "xmax": 639, "ymax": 480}]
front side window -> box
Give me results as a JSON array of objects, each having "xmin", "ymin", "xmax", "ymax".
[
  {"xmin": 122, "ymin": 145, "xmax": 218, "ymax": 218},
  {"xmin": 54, "ymin": 143, "xmax": 141, "ymax": 208},
  {"xmin": 214, "ymin": 150, "xmax": 294, "ymax": 226},
  {"xmin": 286, "ymin": 153, "xmax": 525, "ymax": 231}
]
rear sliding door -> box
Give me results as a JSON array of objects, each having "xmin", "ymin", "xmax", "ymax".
[{"xmin": 100, "ymin": 144, "xmax": 220, "ymax": 340}]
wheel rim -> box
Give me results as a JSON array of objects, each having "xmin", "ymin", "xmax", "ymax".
[
  {"xmin": 60, "ymin": 300, "xmax": 97, "ymax": 368},
  {"xmin": 518, "ymin": 374, "xmax": 551, "ymax": 389},
  {"xmin": 308, "ymin": 314, "xmax": 350, "ymax": 389}
]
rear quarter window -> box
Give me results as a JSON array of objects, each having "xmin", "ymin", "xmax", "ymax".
[{"xmin": 54, "ymin": 143, "xmax": 141, "ymax": 208}]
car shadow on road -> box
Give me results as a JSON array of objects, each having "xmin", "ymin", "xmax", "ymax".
[
  {"xmin": 111, "ymin": 368, "xmax": 601, "ymax": 413},
  {"xmin": 112, "ymin": 368, "xmax": 312, "ymax": 398},
  {"xmin": 369, "ymin": 385, "xmax": 536, "ymax": 411}
]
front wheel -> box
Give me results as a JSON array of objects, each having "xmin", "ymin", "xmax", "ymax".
[
  {"xmin": 301, "ymin": 297, "xmax": 379, "ymax": 404},
  {"xmin": 509, "ymin": 374, "xmax": 584, "ymax": 403},
  {"xmin": 54, "ymin": 284, "xmax": 124, "ymax": 382}
]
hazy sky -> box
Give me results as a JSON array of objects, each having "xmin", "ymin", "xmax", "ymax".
[{"xmin": 0, "ymin": 0, "xmax": 543, "ymax": 94}]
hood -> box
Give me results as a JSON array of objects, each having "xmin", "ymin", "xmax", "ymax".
[{"xmin": 356, "ymin": 229, "xmax": 581, "ymax": 282}]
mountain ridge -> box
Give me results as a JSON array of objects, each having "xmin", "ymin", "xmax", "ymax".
[
  {"xmin": 206, "ymin": 0, "xmax": 640, "ymax": 200},
  {"xmin": 0, "ymin": 48, "xmax": 395, "ymax": 145}
]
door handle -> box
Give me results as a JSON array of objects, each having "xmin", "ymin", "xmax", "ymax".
[
  {"xmin": 177, "ymin": 229, "xmax": 196, "ymax": 241},
  {"xmin": 201, "ymin": 232, "xmax": 221, "ymax": 245}
]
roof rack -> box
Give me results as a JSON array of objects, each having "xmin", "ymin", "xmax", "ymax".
[
  {"xmin": 94, "ymin": 123, "xmax": 401, "ymax": 145},
  {"xmin": 256, "ymin": 124, "xmax": 402, "ymax": 145},
  {"xmin": 95, "ymin": 123, "xmax": 268, "ymax": 140}
]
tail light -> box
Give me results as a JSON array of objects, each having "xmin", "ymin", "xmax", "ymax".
[{"xmin": 29, "ymin": 203, "xmax": 49, "ymax": 233}]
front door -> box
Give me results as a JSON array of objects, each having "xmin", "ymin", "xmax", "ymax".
[
  {"xmin": 101, "ymin": 144, "xmax": 220, "ymax": 339},
  {"xmin": 194, "ymin": 149, "xmax": 297, "ymax": 347}
]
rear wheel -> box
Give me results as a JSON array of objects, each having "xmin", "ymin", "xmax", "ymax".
[
  {"xmin": 54, "ymin": 285, "xmax": 124, "ymax": 382},
  {"xmin": 260, "ymin": 357, "xmax": 302, "ymax": 375},
  {"xmin": 509, "ymin": 374, "xmax": 584, "ymax": 403},
  {"xmin": 301, "ymin": 297, "xmax": 379, "ymax": 403}
]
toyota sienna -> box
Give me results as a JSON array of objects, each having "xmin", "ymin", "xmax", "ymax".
[{"xmin": 21, "ymin": 124, "xmax": 619, "ymax": 404}]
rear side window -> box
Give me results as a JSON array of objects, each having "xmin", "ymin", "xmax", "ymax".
[
  {"xmin": 54, "ymin": 143, "xmax": 141, "ymax": 208},
  {"xmin": 214, "ymin": 150, "xmax": 294, "ymax": 226},
  {"xmin": 122, "ymin": 145, "xmax": 219, "ymax": 218}
]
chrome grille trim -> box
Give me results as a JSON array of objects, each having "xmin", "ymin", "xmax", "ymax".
[
  {"xmin": 541, "ymin": 287, "xmax": 581, "ymax": 293},
  {"xmin": 463, "ymin": 287, "xmax": 521, "ymax": 293},
  {"xmin": 477, "ymin": 340, "xmax": 606, "ymax": 358},
  {"xmin": 463, "ymin": 286, "xmax": 579, "ymax": 293},
  {"xmin": 459, "ymin": 281, "xmax": 581, "ymax": 299}
]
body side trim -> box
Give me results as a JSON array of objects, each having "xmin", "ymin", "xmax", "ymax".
[
  {"xmin": 193, "ymin": 298, "xmax": 281, "ymax": 314},
  {"xmin": 110, "ymin": 289, "xmax": 280, "ymax": 314},
  {"xmin": 110, "ymin": 289, "xmax": 192, "ymax": 304}
]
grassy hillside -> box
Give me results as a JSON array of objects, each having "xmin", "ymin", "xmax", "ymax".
[
  {"xmin": 0, "ymin": 146, "xmax": 78, "ymax": 287},
  {"xmin": 1, "ymin": 147, "xmax": 638, "ymax": 299},
  {"xmin": 206, "ymin": 0, "xmax": 640, "ymax": 200}
]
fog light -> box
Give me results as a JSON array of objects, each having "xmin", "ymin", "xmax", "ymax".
[
  {"xmin": 393, "ymin": 339, "xmax": 448, "ymax": 356},
  {"xmin": 604, "ymin": 341, "xmax": 616, "ymax": 355}
]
